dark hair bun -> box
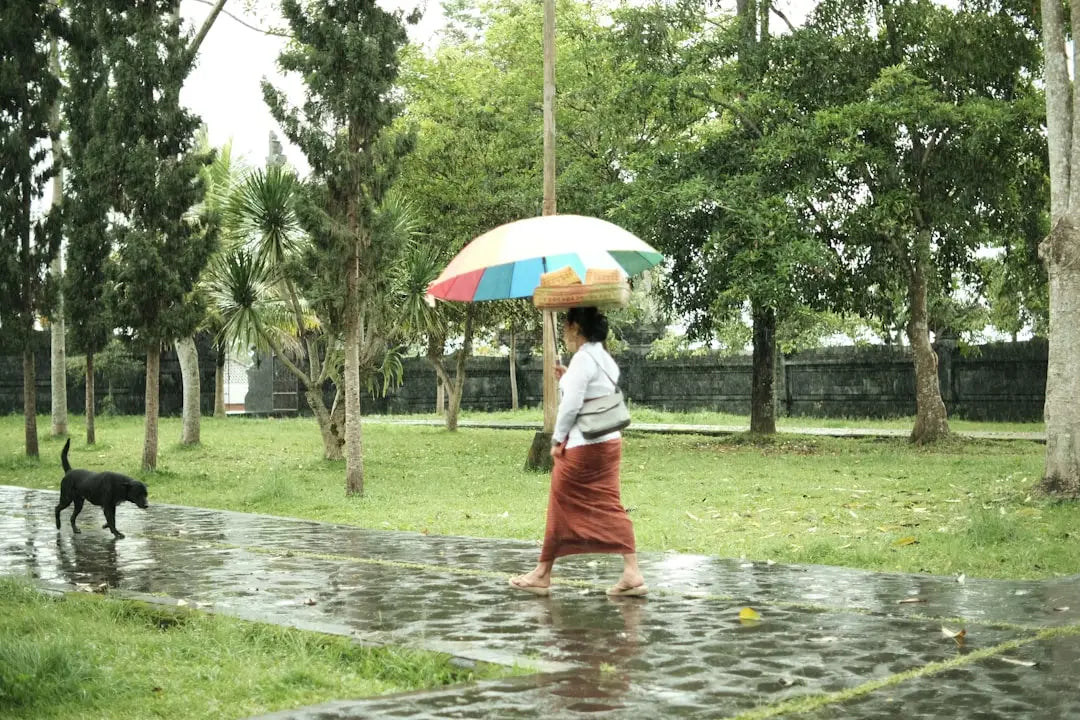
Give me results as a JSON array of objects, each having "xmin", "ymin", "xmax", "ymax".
[{"xmin": 566, "ymin": 306, "xmax": 609, "ymax": 343}]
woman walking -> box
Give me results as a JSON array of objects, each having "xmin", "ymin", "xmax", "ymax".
[{"xmin": 509, "ymin": 306, "xmax": 646, "ymax": 597}]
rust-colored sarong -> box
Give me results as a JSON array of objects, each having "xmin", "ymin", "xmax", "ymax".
[{"xmin": 539, "ymin": 439, "xmax": 636, "ymax": 562}]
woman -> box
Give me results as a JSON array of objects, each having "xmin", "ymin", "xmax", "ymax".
[{"xmin": 509, "ymin": 306, "xmax": 647, "ymax": 597}]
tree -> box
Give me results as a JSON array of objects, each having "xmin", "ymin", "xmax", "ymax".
[
  {"xmin": 0, "ymin": 1, "xmax": 64, "ymax": 457},
  {"xmin": 92, "ymin": 2, "xmax": 215, "ymax": 470},
  {"xmin": 47, "ymin": 0, "xmax": 67, "ymax": 439},
  {"xmin": 218, "ymin": 165, "xmax": 349, "ymax": 458},
  {"xmin": 398, "ymin": 0, "xmax": 654, "ymax": 435},
  {"xmin": 788, "ymin": 0, "xmax": 1044, "ymax": 443},
  {"xmin": 63, "ymin": 0, "xmax": 122, "ymax": 446},
  {"xmin": 612, "ymin": 0, "xmax": 831, "ymax": 435},
  {"xmin": 1038, "ymin": 0, "xmax": 1080, "ymax": 496},
  {"xmin": 191, "ymin": 132, "xmax": 243, "ymax": 420},
  {"xmin": 62, "ymin": 0, "xmax": 229, "ymax": 451},
  {"xmin": 175, "ymin": 130, "xmax": 236, "ymax": 445},
  {"xmin": 264, "ymin": 0, "xmax": 416, "ymax": 495}
]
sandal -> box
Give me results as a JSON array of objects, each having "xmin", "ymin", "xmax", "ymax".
[
  {"xmin": 606, "ymin": 582, "xmax": 648, "ymax": 597},
  {"xmin": 508, "ymin": 575, "xmax": 551, "ymax": 596}
]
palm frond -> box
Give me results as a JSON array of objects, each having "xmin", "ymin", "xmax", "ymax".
[{"xmin": 229, "ymin": 166, "xmax": 304, "ymax": 268}]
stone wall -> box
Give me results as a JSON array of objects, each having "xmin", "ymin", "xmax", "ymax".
[
  {"xmin": 0, "ymin": 333, "xmax": 217, "ymax": 417},
  {"xmin": 0, "ymin": 335, "xmax": 1048, "ymax": 422}
]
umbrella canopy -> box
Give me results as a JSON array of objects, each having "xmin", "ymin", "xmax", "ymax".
[{"xmin": 427, "ymin": 214, "xmax": 663, "ymax": 302}]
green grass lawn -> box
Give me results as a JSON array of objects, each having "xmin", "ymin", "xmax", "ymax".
[
  {"xmin": 449, "ymin": 406, "xmax": 1046, "ymax": 434},
  {"xmin": 1, "ymin": 413, "xmax": 1071, "ymax": 581},
  {"xmin": 0, "ymin": 577, "xmax": 507, "ymax": 720}
]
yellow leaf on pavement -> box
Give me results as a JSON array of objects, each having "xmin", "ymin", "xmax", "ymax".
[{"xmin": 739, "ymin": 607, "xmax": 761, "ymax": 623}]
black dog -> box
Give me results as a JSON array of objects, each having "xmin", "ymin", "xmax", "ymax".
[{"xmin": 55, "ymin": 439, "xmax": 149, "ymax": 539}]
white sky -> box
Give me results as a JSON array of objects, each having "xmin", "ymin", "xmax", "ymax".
[
  {"xmin": 179, "ymin": 0, "xmax": 816, "ymax": 177},
  {"xmin": 180, "ymin": 0, "xmax": 445, "ymax": 176}
]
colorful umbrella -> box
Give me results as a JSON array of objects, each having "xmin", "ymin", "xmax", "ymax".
[{"xmin": 427, "ymin": 214, "xmax": 663, "ymax": 302}]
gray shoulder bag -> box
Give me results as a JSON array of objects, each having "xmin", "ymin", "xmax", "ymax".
[{"xmin": 575, "ymin": 348, "xmax": 631, "ymax": 439}]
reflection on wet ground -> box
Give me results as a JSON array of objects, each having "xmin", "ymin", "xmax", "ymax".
[{"xmin": 2, "ymin": 485, "xmax": 1077, "ymax": 719}]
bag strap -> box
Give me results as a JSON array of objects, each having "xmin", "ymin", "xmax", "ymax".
[{"xmin": 581, "ymin": 345, "xmax": 619, "ymax": 389}]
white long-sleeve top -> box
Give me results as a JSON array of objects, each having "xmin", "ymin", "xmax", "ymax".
[{"xmin": 552, "ymin": 341, "xmax": 622, "ymax": 449}]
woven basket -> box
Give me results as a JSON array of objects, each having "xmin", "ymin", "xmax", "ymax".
[
  {"xmin": 539, "ymin": 266, "xmax": 582, "ymax": 287},
  {"xmin": 533, "ymin": 281, "xmax": 631, "ymax": 310},
  {"xmin": 585, "ymin": 268, "xmax": 623, "ymax": 285}
]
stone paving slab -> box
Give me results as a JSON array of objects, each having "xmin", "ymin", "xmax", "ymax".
[
  {"xmin": 1, "ymin": 485, "xmax": 1077, "ymax": 719},
  {"xmin": 787, "ymin": 634, "xmax": 1080, "ymax": 720},
  {"xmin": 6, "ymin": 486, "xmax": 1075, "ymax": 630},
  {"xmin": 368, "ymin": 418, "xmax": 1047, "ymax": 443}
]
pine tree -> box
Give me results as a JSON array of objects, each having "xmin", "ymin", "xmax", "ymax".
[
  {"xmin": 89, "ymin": 2, "xmax": 215, "ymax": 470},
  {"xmin": 0, "ymin": 1, "xmax": 65, "ymax": 457},
  {"xmin": 265, "ymin": 0, "xmax": 416, "ymax": 495}
]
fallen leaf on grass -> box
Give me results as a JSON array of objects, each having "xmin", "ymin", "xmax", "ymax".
[
  {"xmin": 75, "ymin": 582, "xmax": 109, "ymax": 594},
  {"xmin": 897, "ymin": 597, "xmax": 926, "ymax": 604},
  {"xmin": 686, "ymin": 510, "xmax": 701, "ymax": 522},
  {"xmin": 998, "ymin": 657, "xmax": 1037, "ymax": 668},
  {"xmin": 176, "ymin": 599, "xmax": 188, "ymax": 607},
  {"xmin": 941, "ymin": 626, "xmax": 967, "ymax": 646},
  {"xmin": 893, "ymin": 536, "xmax": 918, "ymax": 547},
  {"xmin": 1053, "ymin": 606, "xmax": 1070, "ymax": 612}
]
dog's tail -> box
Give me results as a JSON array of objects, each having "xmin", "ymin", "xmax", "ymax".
[{"xmin": 61, "ymin": 438, "xmax": 71, "ymax": 473}]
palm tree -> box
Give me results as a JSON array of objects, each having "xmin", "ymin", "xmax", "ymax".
[
  {"xmin": 214, "ymin": 165, "xmax": 349, "ymax": 458},
  {"xmin": 176, "ymin": 132, "xmax": 242, "ymax": 444}
]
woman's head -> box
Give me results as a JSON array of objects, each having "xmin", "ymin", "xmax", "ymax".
[{"xmin": 564, "ymin": 306, "xmax": 609, "ymax": 344}]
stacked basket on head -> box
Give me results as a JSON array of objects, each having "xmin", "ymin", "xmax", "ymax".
[{"xmin": 532, "ymin": 267, "xmax": 631, "ymax": 310}]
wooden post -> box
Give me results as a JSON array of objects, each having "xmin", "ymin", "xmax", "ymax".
[{"xmin": 526, "ymin": 0, "xmax": 558, "ymax": 470}]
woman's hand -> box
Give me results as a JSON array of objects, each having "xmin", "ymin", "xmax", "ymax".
[
  {"xmin": 554, "ymin": 363, "xmax": 567, "ymax": 380},
  {"xmin": 550, "ymin": 442, "xmax": 566, "ymax": 459}
]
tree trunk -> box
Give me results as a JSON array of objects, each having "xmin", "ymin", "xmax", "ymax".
[
  {"xmin": 509, "ymin": 328, "xmax": 519, "ymax": 410},
  {"xmin": 344, "ymin": 255, "xmax": 365, "ymax": 496},
  {"xmin": 176, "ymin": 335, "xmax": 200, "ymax": 445},
  {"xmin": 50, "ymin": 303, "xmax": 67, "ymax": 437},
  {"xmin": 907, "ymin": 243, "xmax": 950, "ymax": 444},
  {"xmin": 214, "ymin": 342, "xmax": 226, "ymax": 418},
  {"xmin": 306, "ymin": 385, "xmax": 344, "ymax": 461},
  {"xmin": 446, "ymin": 307, "xmax": 475, "ymax": 432},
  {"xmin": 436, "ymin": 377, "xmax": 444, "ymax": 415},
  {"xmin": 48, "ymin": 8, "xmax": 66, "ymax": 439},
  {"xmin": 750, "ymin": 303, "xmax": 777, "ymax": 434},
  {"xmin": 1037, "ymin": 0, "xmax": 1080, "ymax": 497},
  {"xmin": 24, "ymin": 350, "xmax": 38, "ymax": 458},
  {"xmin": 1038, "ymin": 217, "xmax": 1080, "ymax": 496},
  {"xmin": 142, "ymin": 347, "xmax": 160, "ymax": 471},
  {"xmin": 85, "ymin": 352, "xmax": 96, "ymax": 445}
]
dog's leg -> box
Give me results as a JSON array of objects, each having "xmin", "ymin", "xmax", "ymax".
[
  {"xmin": 70, "ymin": 498, "xmax": 84, "ymax": 534},
  {"xmin": 102, "ymin": 505, "xmax": 124, "ymax": 539},
  {"xmin": 55, "ymin": 494, "xmax": 71, "ymax": 530}
]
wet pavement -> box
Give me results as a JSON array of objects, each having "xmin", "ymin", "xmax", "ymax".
[{"xmin": 1, "ymin": 484, "xmax": 1077, "ymax": 719}]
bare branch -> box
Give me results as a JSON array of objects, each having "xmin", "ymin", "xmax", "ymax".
[
  {"xmin": 188, "ymin": 0, "xmax": 292, "ymax": 41},
  {"xmin": 687, "ymin": 89, "xmax": 764, "ymax": 138},
  {"xmin": 770, "ymin": 6, "xmax": 796, "ymax": 34}
]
